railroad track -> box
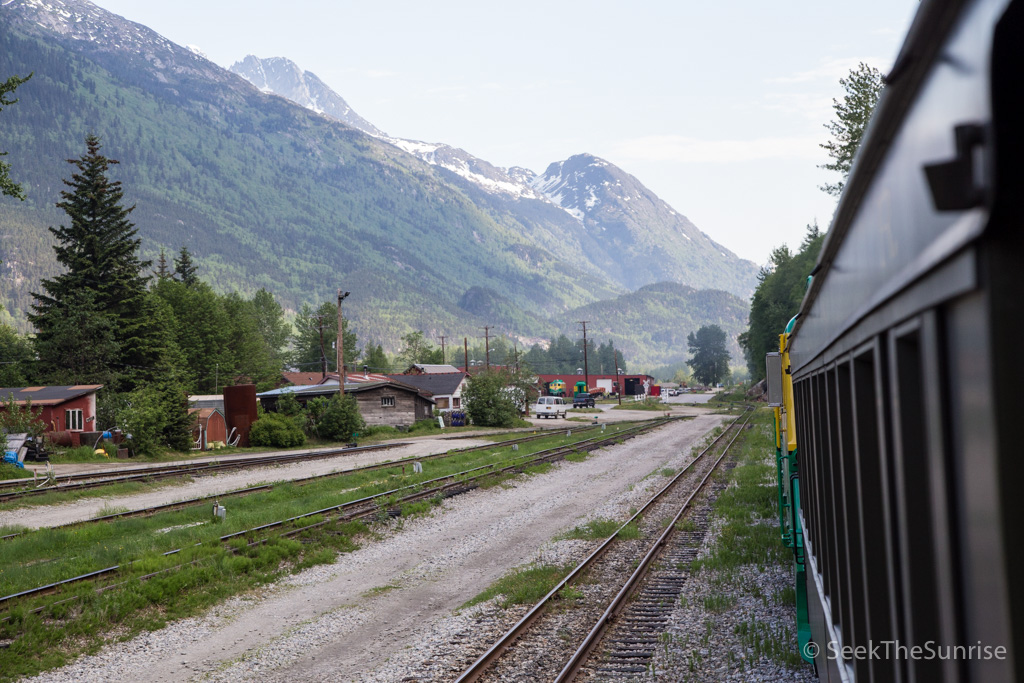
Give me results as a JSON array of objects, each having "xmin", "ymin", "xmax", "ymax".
[
  {"xmin": 0, "ymin": 423, "xmax": 610, "ymax": 504},
  {"xmin": 0, "ymin": 442, "xmax": 409, "ymax": 500},
  {"xmin": 454, "ymin": 407, "xmax": 752, "ymax": 682},
  {"xmin": 0, "ymin": 418, "xmax": 672, "ymax": 620},
  {"xmin": 0, "ymin": 424, "xmax": 608, "ymax": 541}
]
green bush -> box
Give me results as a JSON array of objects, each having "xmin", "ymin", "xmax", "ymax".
[
  {"xmin": 408, "ymin": 418, "xmax": 441, "ymax": 434},
  {"xmin": 0, "ymin": 394, "xmax": 45, "ymax": 439},
  {"xmin": 316, "ymin": 394, "xmax": 365, "ymax": 442},
  {"xmin": 463, "ymin": 371, "xmax": 520, "ymax": 428},
  {"xmin": 361, "ymin": 424, "xmax": 401, "ymax": 439},
  {"xmin": 249, "ymin": 412, "xmax": 306, "ymax": 448}
]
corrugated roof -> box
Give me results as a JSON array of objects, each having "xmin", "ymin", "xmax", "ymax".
[
  {"xmin": 258, "ymin": 380, "xmax": 434, "ymax": 402},
  {"xmin": 0, "ymin": 385, "xmax": 103, "ymax": 406},
  {"xmin": 386, "ymin": 372, "xmax": 466, "ymax": 396},
  {"xmin": 410, "ymin": 364, "xmax": 462, "ymax": 374}
]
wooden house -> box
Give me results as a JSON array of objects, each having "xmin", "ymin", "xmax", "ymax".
[
  {"xmin": 257, "ymin": 379, "xmax": 434, "ymax": 428},
  {"xmin": 0, "ymin": 385, "xmax": 102, "ymax": 434}
]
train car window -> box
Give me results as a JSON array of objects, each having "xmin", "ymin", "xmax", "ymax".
[
  {"xmin": 835, "ymin": 361, "xmax": 861, "ymax": 672},
  {"xmin": 823, "ymin": 368, "xmax": 844, "ymax": 634},
  {"xmin": 852, "ymin": 343, "xmax": 899, "ymax": 683},
  {"xmin": 810, "ymin": 373, "xmax": 827, "ymax": 574},
  {"xmin": 889, "ymin": 320, "xmax": 943, "ymax": 682}
]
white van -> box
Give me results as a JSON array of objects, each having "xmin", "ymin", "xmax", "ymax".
[{"xmin": 533, "ymin": 396, "xmax": 567, "ymax": 419}]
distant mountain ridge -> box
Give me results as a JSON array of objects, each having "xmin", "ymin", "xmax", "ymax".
[
  {"xmin": 0, "ymin": 0, "xmax": 752, "ymax": 370},
  {"xmin": 229, "ymin": 55, "xmax": 382, "ymax": 136},
  {"xmin": 228, "ymin": 55, "xmax": 758, "ymax": 297}
]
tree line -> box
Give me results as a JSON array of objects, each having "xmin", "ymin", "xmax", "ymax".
[{"xmin": 0, "ymin": 125, "xmax": 633, "ymax": 450}]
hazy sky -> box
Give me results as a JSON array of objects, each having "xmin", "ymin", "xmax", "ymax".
[{"xmin": 91, "ymin": 0, "xmax": 920, "ymax": 265}]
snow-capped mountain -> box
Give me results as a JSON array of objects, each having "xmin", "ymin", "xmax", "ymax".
[
  {"xmin": 229, "ymin": 56, "xmax": 382, "ymax": 136},
  {"xmin": 2, "ymin": 0, "xmax": 238, "ymax": 91},
  {"xmin": 231, "ymin": 55, "xmax": 757, "ymax": 294}
]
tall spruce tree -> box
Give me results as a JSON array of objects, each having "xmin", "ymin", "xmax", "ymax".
[
  {"xmin": 30, "ymin": 134, "xmax": 153, "ymax": 390},
  {"xmin": 153, "ymin": 248, "xmax": 172, "ymax": 279},
  {"xmin": 174, "ymin": 246, "xmax": 198, "ymax": 285}
]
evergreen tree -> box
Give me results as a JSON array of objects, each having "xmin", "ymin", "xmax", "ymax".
[
  {"xmin": 249, "ymin": 288, "xmax": 290, "ymax": 370},
  {"xmin": 174, "ymin": 245, "xmax": 199, "ymax": 286},
  {"xmin": 820, "ymin": 63, "xmax": 884, "ymax": 197},
  {"xmin": 738, "ymin": 224, "xmax": 825, "ymax": 381},
  {"xmin": 30, "ymin": 135, "xmax": 152, "ymax": 390},
  {"xmin": 362, "ymin": 343, "xmax": 390, "ymax": 373},
  {"xmin": 291, "ymin": 301, "xmax": 357, "ymax": 373},
  {"xmin": 174, "ymin": 246, "xmax": 199, "ymax": 285},
  {"xmin": 686, "ymin": 324, "xmax": 731, "ymax": 386},
  {"xmin": 0, "ymin": 324, "xmax": 34, "ymax": 386},
  {"xmin": 1, "ymin": 73, "xmax": 32, "ymax": 200},
  {"xmin": 153, "ymin": 248, "xmax": 172, "ymax": 279}
]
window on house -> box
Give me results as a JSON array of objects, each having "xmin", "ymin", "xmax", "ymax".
[
  {"xmin": 452, "ymin": 397, "xmax": 461, "ymax": 408},
  {"xmin": 65, "ymin": 409, "xmax": 84, "ymax": 431},
  {"xmin": 381, "ymin": 396, "xmax": 396, "ymax": 407}
]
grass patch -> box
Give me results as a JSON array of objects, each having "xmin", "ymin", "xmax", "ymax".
[
  {"xmin": 93, "ymin": 504, "xmax": 130, "ymax": 518},
  {"xmin": 611, "ymin": 398, "xmax": 665, "ymax": 411},
  {"xmin": 1, "ymin": 464, "xmax": 35, "ymax": 480},
  {"xmin": 659, "ymin": 467, "xmax": 677, "ymax": 477},
  {"xmin": 616, "ymin": 522, "xmax": 642, "ymax": 540},
  {"xmin": 558, "ymin": 518, "xmax": 622, "ymax": 540},
  {"xmin": 461, "ymin": 562, "xmax": 575, "ymax": 610},
  {"xmin": 361, "ymin": 583, "xmax": 401, "ymax": 597},
  {"xmin": 563, "ymin": 449, "xmax": 590, "ymax": 463},
  {"xmin": 702, "ymin": 592, "xmax": 737, "ymax": 613},
  {"xmin": 734, "ymin": 615, "xmax": 804, "ymax": 667}
]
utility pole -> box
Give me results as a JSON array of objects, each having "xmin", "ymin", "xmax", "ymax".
[
  {"xmin": 318, "ymin": 316, "xmax": 327, "ymax": 380},
  {"xmin": 578, "ymin": 320, "xmax": 590, "ymax": 392},
  {"xmin": 464, "ymin": 337, "xmax": 469, "ymax": 374},
  {"xmin": 337, "ymin": 290, "xmax": 350, "ymax": 395},
  {"xmin": 616, "ymin": 349, "xmax": 623, "ymax": 407},
  {"xmin": 483, "ymin": 326, "xmax": 491, "ymax": 370},
  {"xmin": 439, "ymin": 335, "xmax": 447, "ymax": 365}
]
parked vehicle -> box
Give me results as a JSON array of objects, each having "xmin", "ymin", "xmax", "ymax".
[
  {"xmin": 532, "ymin": 396, "xmax": 567, "ymax": 418},
  {"xmin": 572, "ymin": 393, "xmax": 596, "ymax": 408}
]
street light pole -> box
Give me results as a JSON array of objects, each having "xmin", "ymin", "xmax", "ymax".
[
  {"xmin": 578, "ymin": 320, "xmax": 590, "ymax": 392},
  {"xmin": 337, "ymin": 290, "xmax": 350, "ymax": 395}
]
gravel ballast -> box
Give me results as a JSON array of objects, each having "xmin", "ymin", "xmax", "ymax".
[{"xmin": 24, "ymin": 415, "xmax": 728, "ymax": 682}]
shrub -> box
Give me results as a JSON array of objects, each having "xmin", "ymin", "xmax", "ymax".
[
  {"xmin": 249, "ymin": 411, "xmax": 306, "ymax": 448},
  {"xmin": 316, "ymin": 393, "xmax": 365, "ymax": 442},
  {"xmin": 408, "ymin": 418, "xmax": 441, "ymax": 434},
  {"xmin": 0, "ymin": 394, "xmax": 45, "ymax": 439},
  {"xmin": 463, "ymin": 371, "xmax": 520, "ymax": 428}
]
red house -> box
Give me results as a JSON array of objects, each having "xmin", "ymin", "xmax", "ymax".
[{"xmin": 0, "ymin": 385, "xmax": 103, "ymax": 433}]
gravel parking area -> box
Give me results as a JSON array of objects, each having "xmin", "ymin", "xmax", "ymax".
[{"xmin": 24, "ymin": 415, "xmax": 728, "ymax": 683}]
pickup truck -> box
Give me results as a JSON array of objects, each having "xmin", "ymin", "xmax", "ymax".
[{"xmin": 572, "ymin": 393, "xmax": 596, "ymax": 408}]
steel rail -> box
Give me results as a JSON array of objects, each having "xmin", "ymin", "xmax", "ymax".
[
  {"xmin": 454, "ymin": 409, "xmax": 750, "ymax": 683},
  {"xmin": 555, "ymin": 407, "xmax": 753, "ymax": 682},
  {"xmin": 0, "ymin": 420, "xmax": 670, "ymax": 612},
  {"xmin": 0, "ymin": 424, "xmax": 606, "ymax": 503},
  {"xmin": 0, "ymin": 425, "xmax": 605, "ymax": 541},
  {"xmin": 0, "ymin": 442, "xmax": 408, "ymax": 500}
]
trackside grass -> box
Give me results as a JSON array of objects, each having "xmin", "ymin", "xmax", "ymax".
[
  {"xmin": 0, "ymin": 421, "xmax": 655, "ymax": 682},
  {"xmin": 662, "ymin": 408, "xmax": 809, "ymax": 676},
  {"xmin": 460, "ymin": 563, "xmax": 578, "ymax": 610}
]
